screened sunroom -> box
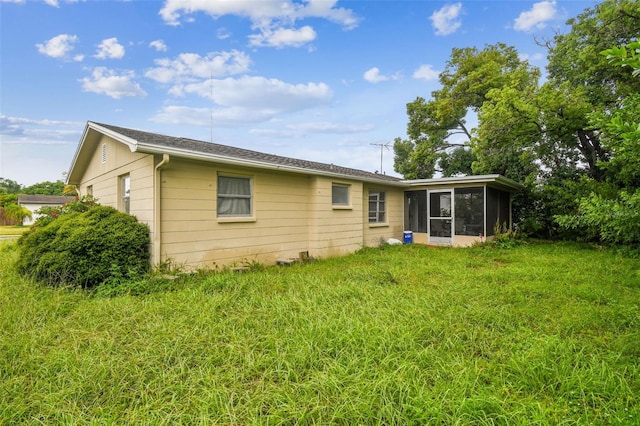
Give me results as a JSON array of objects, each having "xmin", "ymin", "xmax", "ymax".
[{"xmin": 403, "ymin": 175, "xmax": 523, "ymax": 247}]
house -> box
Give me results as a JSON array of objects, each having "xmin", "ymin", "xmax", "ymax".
[
  {"xmin": 18, "ymin": 194, "xmax": 73, "ymax": 226},
  {"xmin": 66, "ymin": 121, "xmax": 523, "ymax": 269}
]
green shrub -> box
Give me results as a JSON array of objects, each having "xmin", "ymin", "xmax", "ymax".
[
  {"xmin": 556, "ymin": 190, "xmax": 640, "ymax": 247},
  {"xmin": 33, "ymin": 195, "xmax": 98, "ymax": 227},
  {"xmin": 16, "ymin": 205, "xmax": 150, "ymax": 288}
]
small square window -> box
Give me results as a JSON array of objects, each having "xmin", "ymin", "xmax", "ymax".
[
  {"xmin": 332, "ymin": 183, "xmax": 350, "ymax": 206},
  {"xmin": 218, "ymin": 175, "xmax": 252, "ymax": 217}
]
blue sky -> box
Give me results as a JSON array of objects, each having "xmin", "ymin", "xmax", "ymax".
[{"xmin": 1, "ymin": 0, "xmax": 597, "ymax": 186}]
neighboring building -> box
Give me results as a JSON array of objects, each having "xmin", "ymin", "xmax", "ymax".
[
  {"xmin": 18, "ymin": 195, "xmax": 73, "ymax": 226},
  {"xmin": 66, "ymin": 122, "xmax": 523, "ymax": 269}
]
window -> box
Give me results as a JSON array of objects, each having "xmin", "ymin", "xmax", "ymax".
[
  {"xmin": 454, "ymin": 187, "xmax": 484, "ymax": 236},
  {"xmin": 369, "ymin": 190, "xmax": 386, "ymax": 223},
  {"xmin": 86, "ymin": 185, "xmax": 93, "ymax": 196},
  {"xmin": 486, "ymin": 187, "xmax": 510, "ymax": 236},
  {"xmin": 405, "ymin": 190, "xmax": 427, "ymax": 233},
  {"xmin": 101, "ymin": 143, "xmax": 107, "ymax": 164},
  {"xmin": 218, "ymin": 175, "xmax": 252, "ymax": 217},
  {"xmin": 332, "ymin": 183, "xmax": 350, "ymax": 206},
  {"xmin": 120, "ymin": 174, "xmax": 130, "ymax": 214}
]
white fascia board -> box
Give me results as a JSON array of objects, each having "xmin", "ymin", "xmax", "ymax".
[
  {"xmin": 403, "ymin": 174, "xmax": 524, "ymax": 190},
  {"xmin": 88, "ymin": 122, "xmax": 139, "ymax": 151}
]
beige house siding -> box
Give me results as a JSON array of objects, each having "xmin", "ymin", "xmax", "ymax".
[
  {"xmin": 74, "ymin": 134, "xmax": 156, "ymax": 255},
  {"xmin": 159, "ymin": 159, "xmax": 315, "ymax": 268},
  {"xmin": 307, "ymin": 177, "xmax": 365, "ymax": 260},
  {"xmin": 154, "ymin": 161, "xmax": 404, "ymax": 269},
  {"xmin": 362, "ymin": 184, "xmax": 405, "ymax": 247}
]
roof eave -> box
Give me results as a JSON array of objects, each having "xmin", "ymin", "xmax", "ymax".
[
  {"xmin": 66, "ymin": 121, "xmax": 140, "ymax": 185},
  {"xmin": 402, "ymin": 174, "xmax": 524, "ymax": 191}
]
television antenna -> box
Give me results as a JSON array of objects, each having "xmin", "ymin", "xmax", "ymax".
[{"xmin": 370, "ymin": 142, "xmax": 392, "ymax": 174}]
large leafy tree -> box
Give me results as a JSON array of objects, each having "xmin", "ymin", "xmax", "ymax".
[
  {"xmin": 394, "ymin": 43, "xmax": 540, "ymax": 179},
  {"xmin": 0, "ymin": 178, "xmax": 22, "ymax": 194},
  {"xmin": 22, "ymin": 180, "xmax": 65, "ymax": 195},
  {"xmin": 543, "ymin": 0, "xmax": 640, "ymax": 183},
  {"xmin": 394, "ymin": 0, "xmax": 639, "ymax": 238}
]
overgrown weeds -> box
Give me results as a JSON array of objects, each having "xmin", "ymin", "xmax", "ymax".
[{"xmin": 1, "ymin": 240, "xmax": 639, "ymax": 424}]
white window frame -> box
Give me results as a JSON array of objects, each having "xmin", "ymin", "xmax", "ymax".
[
  {"xmin": 368, "ymin": 190, "xmax": 386, "ymax": 224},
  {"xmin": 332, "ymin": 183, "xmax": 351, "ymax": 208},
  {"xmin": 119, "ymin": 174, "xmax": 130, "ymax": 214},
  {"xmin": 217, "ymin": 174, "xmax": 253, "ymax": 218}
]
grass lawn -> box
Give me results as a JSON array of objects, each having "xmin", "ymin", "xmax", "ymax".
[
  {"xmin": 1, "ymin": 240, "xmax": 639, "ymax": 424},
  {"xmin": 0, "ymin": 225, "xmax": 28, "ymax": 236}
]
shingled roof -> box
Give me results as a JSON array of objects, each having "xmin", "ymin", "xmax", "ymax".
[
  {"xmin": 90, "ymin": 122, "xmax": 402, "ymax": 184},
  {"xmin": 18, "ymin": 195, "xmax": 73, "ymax": 205}
]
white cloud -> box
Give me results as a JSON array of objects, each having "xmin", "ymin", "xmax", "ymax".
[
  {"xmin": 159, "ymin": 0, "xmax": 359, "ymax": 28},
  {"xmin": 158, "ymin": 0, "xmax": 359, "ymax": 48},
  {"xmin": 94, "ymin": 37, "xmax": 125, "ymax": 59},
  {"xmin": 514, "ymin": 1, "xmax": 557, "ymax": 32},
  {"xmin": 0, "ymin": 115, "xmax": 82, "ymax": 140},
  {"xmin": 249, "ymin": 121, "xmax": 374, "ymax": 138},
  {"xmin": 175, "ymin": 76, "xmax": 332, "ymax": 111},
  {"xmin": 145, "ymin": 50, "xmax": 251, "ymax": 84},
  {"xmin": 36, "ymin": 34, "xmax": 83, "ymax": 61},
  {"xmin": 152, "ymin": 76, "xmax": 332, "ymax": 127},
  {"xmin": 363, "ymin": 67, "xmax": 400, "ymax": 84},
  {"xmin": 363, "ymin": 67, "xmax": 387, "ymax": 83},
  {"xmin": 412, "ymin": 64, "xmax": 440, "ymax": 81},
  {"xmin": 80, "ymin": 67, "xmax": 147, "ymax": 99},
  {"xmin": 430, "ymin": 3, "xmax": 463, "ymax": 36},
  {"xmin": 151, "ymin": 105, "xmax": 273, "ymax": 127},
  {"xmin": 149, "ymin": 39, "xmax": 168, "ymax": 52},
  {"xmin": 249, "ymin": 25, "xmax": 316, "ymax": 48},
  {"xmin": 42, "ymin": 0, "xmax": 79, "ymax": 6},
  {"xmin": 217, "ymin": 28, "xmax": 231, "ymax": 40}
]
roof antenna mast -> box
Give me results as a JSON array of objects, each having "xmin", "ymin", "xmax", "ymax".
[
  {"xmin": 370, "ymin": 142, "xmax": 392, "ymax": 174},
  {"xmin": 210, "ymin": 70, "xmax": 214, "ymax": 143}
]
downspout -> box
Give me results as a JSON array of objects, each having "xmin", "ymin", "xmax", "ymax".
[{"xmin": 153, "ymin": 154, "xmax": 170, "ymax": 266}]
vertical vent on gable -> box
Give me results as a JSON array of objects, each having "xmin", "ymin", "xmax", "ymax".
[{"xmin": 101, "ymin": 143, "xmax": 107, "ymax": 164}]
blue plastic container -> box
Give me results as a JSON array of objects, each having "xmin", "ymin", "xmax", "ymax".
[{"xmin": 403, "ymin": 231, "xmax": 413, "ymax": 244}]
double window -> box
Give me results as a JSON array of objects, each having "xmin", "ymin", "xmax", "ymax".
[
  {"xmin": 369, "ymin": 190, "xmax": 386, "ymax": 223},
  {"xmin": 217, "ymin": 175, "xmax": 252, "ymax": 217}
]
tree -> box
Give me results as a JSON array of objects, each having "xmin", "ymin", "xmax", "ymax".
[
  {"xmin": 394, "ymin": 43, "xmax": 540, "ymax": 179},
  {"xmin": 0, "ymin": 178, "xmax": 22, "ymax": 194},
  {"xmin": 556, "ymin": 39, "xmax": 640, "ymax": 247},
  {"xmin": 22, "ymin": 180, "xmax": 65, "ymax": 195},
  {"xmin": 544, "ymin": 0, "xmax": 640, "ymax": 183},
  {"xmin": 546, "ymin": 0, "xmax": 640, "ymax": 108},
  {"xmin": 4, "ymin": 203, "xmax": 31, "ymax": 225}
]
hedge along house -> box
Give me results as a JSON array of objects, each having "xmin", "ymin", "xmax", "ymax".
[{"xmin": 66, "ymin": 122, "xmax": 522, "ymax": 269}]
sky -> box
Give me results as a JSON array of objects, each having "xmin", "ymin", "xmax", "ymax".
[{"xmin": 0, "ymin": 0, "xmax": 599, "ymax": 187}]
